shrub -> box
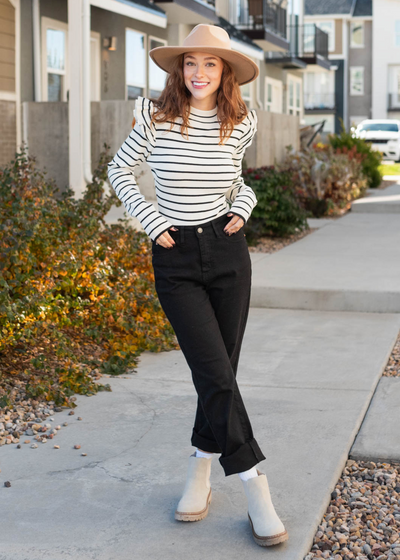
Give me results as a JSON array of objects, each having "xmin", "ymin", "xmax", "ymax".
[
  {"xmin": 243, "ymin": 166, "xmax": 309, "ymax": 242},
  {"xmin": 328, "ymin": 121, "xmax": 382, "ymax": 189},
  {"xmin": 0, "ymin": 144, "xmax": 178, "ymax": 409},
  {"xmin": 278, "ymin": 144, "xmax": 368, "ymax": 217}
]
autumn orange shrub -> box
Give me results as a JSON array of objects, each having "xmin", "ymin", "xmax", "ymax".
[{"xmin": 0, "ymin": 144, "xmax": 178, "ymax": 408}]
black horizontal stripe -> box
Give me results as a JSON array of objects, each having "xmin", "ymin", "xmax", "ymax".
[
  {"xmin": 153, "ymin": 170, "xmax": 233, "ymax": 183},
  {"xmin": 156, "ymin": 192, "xmax": 225, "ymax": 206},
  {"xmin": 159, "ymin": 205, "xmax": 226, "ymax": 221},
  {"xmin": 155, "ymin": 184, "xmax": 228, "ymax": 198}
]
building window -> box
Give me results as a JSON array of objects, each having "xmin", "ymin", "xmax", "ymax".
[
  {"xmin": 396, "ymin": 21, "xmax": 400, "ymax": 47},
  {"xmin": 265, "ymin": 76, "xmax": 283, "ymax": 113},
  {"xmin": 240, "ymin": 82, "xmax": 251, "ymax": 107},
  {"xmin": 266, "ymin": 82, "xmax": 272, "ymax": 111},
  {"xmin": 350, "ymin": 66, "xmax": 364, "ymax": 95},
  {"xmin": 41, "ymin": 17, "xmax": 69, "ymax": 102},
  {"xmin": 287, "ymin": 75, "xmax": 302, "ymax": 116},
  {"xmin": 148, "ymin": 37, "xmax": 167, "ymax": 98},
  {"xmin": 389, "ymin": 66, "xmax": 400, "ymax": 108},
  {"xmin": 126, "ymin": 29, "xmax": 146, "ymax": 100},
  {"xmin": 350, "ymin": 21, "xmax": 364, "ymax": 48},
  {"xmin": 46, "ymin": 28, "xmax": 66, "ymax": 101},
  {"xmin": 303, "ymin": 70, "xmax": 335, "ymax": 109}
]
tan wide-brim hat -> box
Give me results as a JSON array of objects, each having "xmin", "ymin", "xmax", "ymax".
[{"xmin": 149, "ymin": 24, "xmax": 259, "ymax": 86}]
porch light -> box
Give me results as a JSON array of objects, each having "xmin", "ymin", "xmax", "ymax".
[{"xmin": 103, "ymin": 36, "xmax": 117, "ymax": 51}]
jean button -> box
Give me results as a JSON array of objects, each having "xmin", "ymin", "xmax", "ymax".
[{"xmin": 197, "ymin": 227, "xmax": 203, "ymax": 233}]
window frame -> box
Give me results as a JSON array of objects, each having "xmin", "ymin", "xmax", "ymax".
[
  {"xmin": 350, "ymin": 20, "xmax": 364, "ymax": 48},
  {"xmin": 125, "ymin": 27, "xmax": 147, "ymax": 100},
  {"xmin": 41, "ymin": 16, "xmax": 69, "ymax": 102},
  {"xmin": 148, "ymin": 35, "xmax": 167, "ymax": 98},
  {"xmin": 265, "ymin": 76, "xmax": 283, "ymax": 114},
  {"xmin": 286, "ymin": 74, "xmax": 302, "ymax": 117},
  {"xmin": 350, "ymin": 66, "xmax": 364, "ymax": 96}
]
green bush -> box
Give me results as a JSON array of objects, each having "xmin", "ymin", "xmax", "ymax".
[
  {"xmin": 328, "ymin": 120, "xmax": 382, "ymax": 188},
  {"xmin": 0, "ymin": 144, "xmax": 178, "ymax": 409},
  {"xmin": 243, "ymin": 166, "xmax": 309, "ymax": 242}
]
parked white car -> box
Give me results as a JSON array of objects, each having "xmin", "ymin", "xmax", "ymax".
[{"xmin": 351, "ymin": 119, "xmax": 400, "ymax": 161}]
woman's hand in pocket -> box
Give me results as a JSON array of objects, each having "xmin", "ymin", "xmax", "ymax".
[
  {"xmin": 155, "ymin": 227, "xmax": 178, "ymax": 248},
  {"xmin": 224, "ymin": 213, "xmax": 244, "ymax": 235}
]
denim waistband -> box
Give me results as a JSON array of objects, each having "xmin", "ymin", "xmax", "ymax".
[
  {"xmin": 171, "ymin": 212, "xmax": 230, "ymax": 231},
  {"xmin": 170, "ymin": 212, "xmax": 231, "ymax": 244}
]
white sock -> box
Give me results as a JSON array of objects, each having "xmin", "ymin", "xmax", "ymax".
[
  {"xmin": 195, "ymin": 449, "xmax": 213, "ymax": 460},
  {"xmin": 238, "ymin": 466, "xmax": 259, "ymax": 481}
]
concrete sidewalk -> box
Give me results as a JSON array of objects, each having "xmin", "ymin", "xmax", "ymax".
[
  {"xmin": 250, "ymin": 212, "xmax": 400, "ymax": 313},
  {"xmin": 351, "ymin": 183, "xmax": 400, "ymax": 213},
  {"xmin": 1, "ymin": 309, "xmax": 399, "ymax": 560}
]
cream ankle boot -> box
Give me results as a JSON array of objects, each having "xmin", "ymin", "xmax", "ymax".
[
  {"xmin": 241, "ymin": 469, "xmax": 288, "ymax": 546},
  {"xmin": 175, "ymin": 452, "xmax": 212, "ymax": 522}
]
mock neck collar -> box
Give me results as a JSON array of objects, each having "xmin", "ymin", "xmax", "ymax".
[{"xmin": 189, "ymin": 104, "xmax": 218, "ymax": 117}]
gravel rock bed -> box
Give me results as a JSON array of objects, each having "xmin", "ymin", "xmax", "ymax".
[
  {"xmin": 304, "ymin": 459, "xmax": 400, "ymax": 560},
  {"xmin": 0, "ymin": 399, "xmax": 77, "ymax": 447},
  {"xmin": 247, "ymin": 228, "xmax": 316, "ymax": 254},
  {"xmin": 383, "ymin": 333, "xmax": 400, "ymax": 377}
]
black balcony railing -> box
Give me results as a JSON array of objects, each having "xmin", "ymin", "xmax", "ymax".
[
  {"xmin": 304, "ymin": 92, "xmax": 335, "ymax": 110},
  {"xmin": 288, "ymin": 23, "xmax": 329, "ymax": 60},
  {"xmin": 234, "ymin": 0, "xmax": 287, "ymax": 39}
]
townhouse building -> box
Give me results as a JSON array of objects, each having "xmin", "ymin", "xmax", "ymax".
[
  {"xmin": 0, "ymin": 0, "xmax": 330, "ymax": 200},
  {"xmin": 303, "ymin": 0, "xmax": 372, "ymax": 135},
  {"xmin": 372, "ymin": 0, "xmax": 400, "ymax": 121}
]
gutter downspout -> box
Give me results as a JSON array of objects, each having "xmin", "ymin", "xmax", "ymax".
[
  {"xmin": 343, "ymin": 18, "xmax": 349, "ymax": 131},
  {"xmin": 82, "ymin": 0, "xmax": 93, "ymax": 185},
  {"xmin": 32, "ymin": 0, "xmax": 41, "ymax": 102}
]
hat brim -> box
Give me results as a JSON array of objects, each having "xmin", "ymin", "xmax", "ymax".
[{"xmin": 149, "ymin": 46, "xmax": 259, "ymax": 86}]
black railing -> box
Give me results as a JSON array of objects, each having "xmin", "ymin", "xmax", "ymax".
[
  {"xmin": 234, "ymin": 0, "xmax": 287, "ymax": 39},
  {"xmin": 288, "ymin": 23, "xmax": 329, "ymax": 59}
]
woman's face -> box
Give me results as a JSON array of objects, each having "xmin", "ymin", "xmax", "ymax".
[{"xmin": 183, "ymin": 52, "xmax": 223, "ymax": 105}]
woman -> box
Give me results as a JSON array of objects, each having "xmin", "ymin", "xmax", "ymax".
[{"xmin": 107, "ymin": 23, "xmax": 288, "ymax": 547}]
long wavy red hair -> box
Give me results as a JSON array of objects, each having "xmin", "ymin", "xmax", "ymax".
[{"xmin": 131, "ymin": 54, "xmax": 249, "ymax": 145}]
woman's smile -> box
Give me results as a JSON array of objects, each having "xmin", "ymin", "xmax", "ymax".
[{"xmin": 192, "ymin": 81, "xmax": 210, "ymax": 89}]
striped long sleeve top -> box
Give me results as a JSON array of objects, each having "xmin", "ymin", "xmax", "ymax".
[{"xmin": 107, "ymin": 96, "xmax": 258, "ymax": 241}]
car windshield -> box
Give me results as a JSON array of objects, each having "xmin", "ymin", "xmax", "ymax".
[{"xmin": 358, "ymin": 123, "xmax": 399, "ymax": 132}]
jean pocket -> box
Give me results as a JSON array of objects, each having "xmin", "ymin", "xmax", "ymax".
[
  {"xmin": 152, "ymin": 229, "xmax": 179, "ymax": 256},
  {"xmin": 221, "ymin": 225, "xmax": 246, "ymax": 242}
]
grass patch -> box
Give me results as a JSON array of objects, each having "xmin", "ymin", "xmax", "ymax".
[{"xmin": 379, "ymin": 163, "xmax": 400, "ymax": 176}]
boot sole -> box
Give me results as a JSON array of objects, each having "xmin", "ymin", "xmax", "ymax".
[
  {"xmin": 248, "ymin": 513, "xmax": 289, "ymax": 546},
  {"xmin": 175, "ymin": 488, "xmax": 212, "ymax": 522}
]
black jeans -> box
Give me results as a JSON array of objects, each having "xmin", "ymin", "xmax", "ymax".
[{"xmin": 151, "ymin": 212, "xmax": 266, "ymax": 476}]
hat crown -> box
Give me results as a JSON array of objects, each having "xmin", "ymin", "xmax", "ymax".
[{"xmin": 182, "ymin": 24, "xmax": 231, "ymax": 51}]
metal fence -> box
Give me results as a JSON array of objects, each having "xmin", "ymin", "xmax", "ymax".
[
  {"xmin": 234, "ymin": 0, "xmax": 287, "ymax": 39},
  {"xmin": 288, "ymin": 23, "xmax": 329, "ymax": 59}
]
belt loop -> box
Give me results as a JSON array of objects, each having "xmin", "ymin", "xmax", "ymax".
[{"xmin": 180, "ymin": 226, "xmax": 184, "ymax": 244}]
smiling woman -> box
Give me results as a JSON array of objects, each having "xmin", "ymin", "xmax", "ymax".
[
  {"xmin": 107, "ymin": 23, "xmax": 289, "ymax": 548},
  {"xmin": 183, "ymin": 53, "xmax": 224, "ymax": 108}
]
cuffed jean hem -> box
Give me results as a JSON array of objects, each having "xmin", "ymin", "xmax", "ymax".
[
  {"xmin": 191, "ymin": 428, "xmax": 223, "ymax": 454},
  {"xmin": 219, "ymin": 438, "xmax": 266, "ymax": 477}
]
